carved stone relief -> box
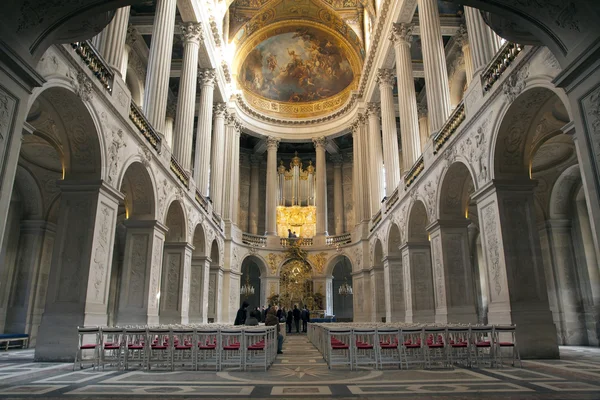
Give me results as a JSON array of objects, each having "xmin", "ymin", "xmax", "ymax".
[
  {"xmin": 149, "ymin": 237, "xmax": 163, "ymax": 309},
  {"xmin": 165, "ymin": 253, "xmax": 181, "ymax": 311},
  {"xmin": 91, "ymin": 204, "xmax": 113, "ymax": 303},
  {"xmin": 128, "ymin": 234, "xmax": 148, "ymax": 307},
  {"xmin": 482, "ymin": 205, "xmax": 502, "ymax": 296}
]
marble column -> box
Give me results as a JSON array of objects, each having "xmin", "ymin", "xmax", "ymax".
[
  {"xmin": 221, "ymin": 116, "xmax": 241, "ymax": 223},
  {"xmin": 428, "ymin": 220, "xmax": 478, "ymax": 324},
  {"xmin": 231, "ymin": 123, "xmax": 242, "ymax": 226},
  {"xmin": 194, "ymin": 69, "xmax": 217, "ymax": 194},
  {"xmin": 95, "ymin": 6, "xmax": 131, "ymax": 76},
  {"xmin": 417, "ymin": 104, "xmax": 429, "ymax": 153},
  {"xmin": 35, "ymin": 181, "xmax": 123, "ymax": 361},
  {"xmin": 210, "ymin": 104, "xmax": 227, "ymax": 215},
  {"xmin": 116, "ymin": 219, "xmax": 167, "ymax": 326},
  {"xmin": 142, "ymin": 0, "xmax": 177, "ymax": 132},
  {"xmin": 351, "ymin": 119, "xmax": 364, "ymax": 224},
  {"xmin": 376, "ymin": 69, "xmax": 400, "ymax": 195},
  {"xmin": 464, "ymin": 6, "xmax": 502, "ymax": 75},
  {"xmin": 474, "ymin": 181, "xmax": 558, "ymax": 358},
  {"xmin": 172, "ymin": 22, "xmax": 203, "ymax": 171},
  {"xmin": 357, "ymin": 114, "xmax": 372, "ymax": 222},
  {"xmin": 332, "ymin": 156, "xmax": 344, "ymax": 235},
  {"xmin": 366, "ymin": 103, "xmax": 384, "ymax": 216},
  {"xmin": 160, "ymin": 242, "xmax": 193, "ymax": 324},
  {"xmin": 418, "ymin": 0, "xmax": 451, "ymax": 133},
  {"xmin": 455, "ymin": 24, "xmax": 474, "ymax": 85},
  {"xmin": 248, "ymin": 155, "xmax": 261, "ymax": 235},
  {"xmin": 189, "ymin": 256, "xmax": 210, "ymax": 323},
  {"xmin": 265, "ymin": 137, "xmax": 280, "ymax": 236},
  {"xmin": 390, "ymin": 23, "xmax": 421, "ymax": 170},
  {"xmin": 313, "ymin": 136, "xmax": 328, "ymax": 236},
  {"xmin": 546, "ymin": 219, "xmax": 587, "ymax": 344}
]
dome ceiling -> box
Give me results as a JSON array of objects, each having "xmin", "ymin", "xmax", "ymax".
[{"xmin": 229, "ymin": 0, "xmax": 366, "ymax": 119}]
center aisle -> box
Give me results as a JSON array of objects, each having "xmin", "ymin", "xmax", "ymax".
[{"xmin": 274, "ymin": 334, "xmax": 327, "ymax": 368}]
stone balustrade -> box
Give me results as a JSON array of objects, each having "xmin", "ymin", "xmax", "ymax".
[
  {"xmin": 481, "ymin": 42, "xmax": 523, "ymax": 92},
  {"xmin": 433, "ymin": 101, "xmax": 466, "ymax": 154},
  {"xmin": 326, "ymin": 233, "xmax": 352, "ymax": 246},
  {"xmin": 129, "ymin": 100, "xmax": 162, "ymax": 152},
  {"xmin": 404, "ymin": 156, "xmax": 424, "ymax": 187},
  {"xmin": 71, "ymin": 41, "xmax": 114, "ymax": 93},
  {"xmin": 242, "ymin": 233, "xmax": 267, "ymax": 247},
  {"xmin": 280, "ymin": 237, "xmax": 313, "ymax": 247},
  {"xmin": 170, "ymin": 155, "xmax": 189, "ymax": 187}
]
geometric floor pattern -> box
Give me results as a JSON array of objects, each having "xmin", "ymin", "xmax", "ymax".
[{"xmin": 1, "ymin": 336, "xmax": 600, "ymax": 399}]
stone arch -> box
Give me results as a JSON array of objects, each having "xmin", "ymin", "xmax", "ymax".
[
  {"xmin": 549, "ymin": 164, "xmax": 581, "ymax": 219},
  {"xmin": 407, "ymin": 200, "xmax": 429, "ymax": 242},
  {"xmin": 191, "ymin": 223, "xmax": 207, "ymax": 257},
  {"xmin": 13, "ymin": 166, "xmax": 44, "ymax": 220},
  {"xmin": 28, "ymin": 85, "xmax": 104, "ymax": 180},
  {"xmin": 387, "ymin": 222, "xmax": 402, "ymax": 256},
  {"xmin": 330, "ymin": 254, "xmax": 354, "ymax": 321},
  {"xmin": 438, "ymin": 161, "xmax": 476, "ymax": 220},
  {"xmin": 373, "ymin": 238, "xmax": 384, "ymax": 267},
  {"xmin": 119, "ymin": 161, "xmax": 156, "ymax": 219},
  {"xmin": 324, "ymin": 252, "xmax": 352, "ymax": 277},
  {"xmin": 240, "ymin": 254, "xmax": 268, "ymax": 277},
  {"xmin": 209, "ymin": 239, "xmax": 221, "ymax": 266},
  {"xmin": 491, "ymin": 86, "xmax": 571, "ymax": 180},
  {"xmin": 239, "ymin": 255, "xmax": 266, "ymax": 308},
  {"xmin": 164, "ymin": 200, "xmax": 187, "ymax": 242}
]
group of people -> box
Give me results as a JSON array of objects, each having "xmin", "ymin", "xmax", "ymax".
[
  {"xmin": 233, "ymin": 302, "xmax": 312, "ymax": 355},
  {"xmin": 287, "ymin": 229, "xmax": 299, "ymax": 238}
]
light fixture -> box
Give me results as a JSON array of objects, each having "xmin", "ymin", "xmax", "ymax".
[
  {"xmin": 240, "ymin": 266, "xmax": 255, "ymax": 298},
  {"xmin": 338, "ymin": 277, "xmax": 353, "ymax": 296}
]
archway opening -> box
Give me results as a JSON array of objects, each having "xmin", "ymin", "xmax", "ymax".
[
  {"xmin": 332, "ymin": 255, "xmax": 353, "ymax": 322},
  {"xmin": 386, "ymin": 224, "xmax": 405, "ymax": 322},
  {"xmin": 239, "ymin": 256, "xmax": 263, "ymax": 311}
]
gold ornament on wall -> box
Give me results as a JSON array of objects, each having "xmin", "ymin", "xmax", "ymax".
[{"xmin": 307, "ymin": 252, "xmax": 328, "ymax": 275}]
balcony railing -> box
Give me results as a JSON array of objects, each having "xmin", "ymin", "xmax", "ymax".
[
  {"xmin": 433, "ymin": 101, "xmax": 465, "ymax": 154},
  {"xmin": 195, "ymin": 189, "xmax": 209, "ymax": 213},
  {"xmin": 326, "ymin": 233, "xmax": 352, "ymax": 246},
  {"xmin": 404, "ymin": 156, "xmax": 424, "ymax": 187},
  {"xmin": 481, "ymin": 42, "xmax": 523, "ymax": 92},
  {"xmin": 71, "ymin": 41, "xmax": 114, "ymax": 93},
  {"xmin": 170, "ymin": 156, "xmax": 189, "ymax": 188},
  {"xmin": 242, "ymin": 233, "xmax": 267, "ymax": 247},
  {"xmin": 280, "ymin": 237, "xmax": 313, "ymax": 247},
  {"xmin": 212, "ymin": 211, "xmax": 223, "ymax": 231},
  {"xmin": 129, "ymin": 101, "xmax": 162, "ymax": 152},
  {"xmin": 370, "ymin": 210, "xmax": 382, "ymax": 232}
]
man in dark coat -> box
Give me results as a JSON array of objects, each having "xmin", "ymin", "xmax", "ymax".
[
  {"xmin": 301, "ymin": 306, "xmax": 310, "ymax": 332},
  {"xmin": 234, "ymin": 301, "xmax": 249, "ymax": 325},
  {"xmin": 287, "ymin": 309, "xmax": 293, "ymax": 333},
  {"xmin": 292, "ymin": 305, "xmax": 301, "ymax": 333}
]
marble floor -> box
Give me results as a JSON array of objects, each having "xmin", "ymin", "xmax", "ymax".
[{"xmin": 1, "ymin": 336, "xmax": 600, "ymax": 399}]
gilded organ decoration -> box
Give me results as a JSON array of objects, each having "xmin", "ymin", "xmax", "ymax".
[{"xmin": 276, "ymin": 152, "xmax": 317, "ymax": 237}]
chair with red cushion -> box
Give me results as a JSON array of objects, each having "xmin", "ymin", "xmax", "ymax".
[
  {"xmin": 376, "ymin": 328, "xmax": 402, "ymax": 370},
  {"xmin": 353, "ymin": 329, "xmax": 377, "ymax": 369},
  {"xmin": 123, "ymin": 327, "xmax": 147, "ymax": 370},
  {"xmin": 447, "ymin": 326, "xmax": 471, "ymax": 367},
  {"xmin": 244, "ymin": 328, "xmax": 269, "ymax": 371},
  {"xmin": 73, "ymin": 326, "xmax": 101, "ymax": 371},
  {"xmin": 196, "ymin": 328, "xmax": 220, "ymax": 371},
  {"xmin": 100, "ymin": 327, "xmax": 124, "ymax": 370},
  {"xmin": 494, "ymin": 325, "xmax": 521, "ymax": 368},
  {"xmin": 220, "ymin": 329, "xmax": 243, "ymax": 371},
  {"xmin": 327, "ymin": 329, "xmax": 353, "ymax": 370},
  {"xmin": 470, "ymin": 325, "xmax": 494, "ymax": 368},
  {"xmin": 401, "ymin": 327, "xmax": 425, "ymax": 369},
  {"xmin": 147, "ymin": 328, "xmax": 173, "ymax": 370},
  {"xmin": 172, "ymin": 328, "xmax": 196, "ymax": 370},
  {"xmin": 423, "ymin": 326, "xmax": 448, "ymax": 369}
]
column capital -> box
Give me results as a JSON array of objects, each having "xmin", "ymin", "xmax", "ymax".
[
  {"xmin": 181, "ymin": 22, "xmax": 203, "ymax": 44},
  {"xmin": 126, "ymin": 25, "xmax": 138, "ymax": 46},
  {"xmin": 250, "ymin": 154, "xmax": 262, "ymax": 165},
  {"xmin": 213, "ymin": 102, "xmax": 228, "ymax": 118},
  {"xmin": 331, "ymin": 154, "xmax": 344, "ymax": 165},
  {"xmin": 266, "ymin": 136, "xmax": 280, "ymax": 150},
  {"xmin": 417, "ymin": 102, "xmax": 428, "ymax": 118},
  {"xmin": 312, "ymin": 136, "xmax": 327, "ymax": 149},
  {"xmin": 198, "ymin": 68, "xmax": 216, "ymax": 87},
  {"xmin": 366, "ymin": 102, "xmax": 381, "ymax": 117},
  {"xmin": 376, "ymin": 69, "xmax": 395, "ymax": 87},
  {"xmin": 166, "ymin": 100, "xmax": 177, "ymax": 119},
  {"xmin": 454, "ymin": 24, "xmax": 469, "ymax": 47},
  {"xmin": 390, "ymin": 23, "xmax": 413, "ymax": 46}
]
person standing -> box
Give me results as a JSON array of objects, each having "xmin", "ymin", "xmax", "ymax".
[
  {"xmin": 287, "ymin": 309, "xmax": 293, "ymax": 333},
  {"xmin": 265, "ymin": 307, "xmax": 284, "ymax": 354},
  {"xmin": 234, "ymin": 301, "xmax": 249, "ymax": 325},
  {"xmin": 292, "ymin": 305, "xmax": 301, "ymax": 333},
  {"xmin": 301, "ymin": 306, "xmax": 310, "ymax": 332}
]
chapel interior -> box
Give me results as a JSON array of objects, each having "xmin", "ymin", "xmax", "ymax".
[{"xmin": 0, "ymin": 0, "xmax": 599, "ymax": 371}]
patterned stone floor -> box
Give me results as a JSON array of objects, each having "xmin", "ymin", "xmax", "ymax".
[{"xmin": 0, "ymin": 335, "xmax": 600, "ymax": 399}]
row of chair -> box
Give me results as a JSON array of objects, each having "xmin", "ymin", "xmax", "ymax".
[
  {"xmin": 74, "ymin": 326, "xmax": 277, "ymax": 372},
  {"xmin": 308, "ymin": 324, "xmax": 521, "ymax": 370}
]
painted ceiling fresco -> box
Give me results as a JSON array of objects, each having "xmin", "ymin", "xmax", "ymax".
[{"xmin": 240, "ymin": 26, "xmax": 355, "ymax": 103}]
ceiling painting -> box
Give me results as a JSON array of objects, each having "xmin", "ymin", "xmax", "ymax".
[{"xmin": 236, "ymin": 21, "xmax": 362, "ymax": 118}]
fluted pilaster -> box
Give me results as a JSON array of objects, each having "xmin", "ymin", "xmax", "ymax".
[
  {"xmin": 249, "ymin": 155, "xmax": 261, "ymax": 235},
  {"xmin": 332, "ymin": 156, "xmax": 344, "ymax": 235},
  {"xmin": 95, "ymin": 6, "xmax": 131, "ymax": 76},
  {"xmin": 313, "ymin": 137, "xmax": 328, "ymax": 236},
  {"xmin": 143, "ymin": 0, "xmax": 177, "ymax": 132},
  {"xmin": 377, "ymin": 69, "xmax": 401, "ymax": 195},
  {"xmin": 390, "ymin": 23, "xmax": 422, "ymax": 170},
  {"xmin": 210, "ymin": 104, "xmax": 227, "ymax": 215},
  {"xmin": 455, "ymin": 25, "xmax": 474, "ymax": 84},
  {"xmin": 194, "ymin": 69, "xmax": 216, "ymax": 195},
  {"xmin": 417, "ymin": 103, "xmax": 429, "ymax": 153},
  {"xmin": 172, "ymin": 22, "xmax": 203, "ymax": 171},
  {"xmin": 464, "ymin": 6, "xmax": 502, "ymax": 75},
  {"xmin": 222, "ymin": 115, "xmax": 242, "ymax": 223},
  {"xmin": 418, "ymin": 0, "xmax": 451, "ymax": 133},
  {"xmin": 366, "ymin": 103, "xmax": 384, "ymax": 216},
  {"xmin": 265, "ymin": 137, "xmax": 280, "ymax": 236}
]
